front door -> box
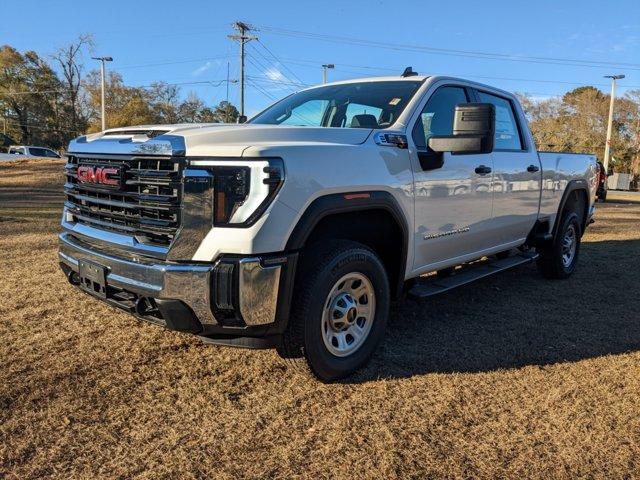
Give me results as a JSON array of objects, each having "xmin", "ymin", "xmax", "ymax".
[{"xmin": 409, "ymin": 85, "xmax": 495, "ymax": 273}]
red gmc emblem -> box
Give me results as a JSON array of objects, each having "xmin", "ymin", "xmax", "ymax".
[{"xmin": 77, "ymin": 165, "xmax": 121, "ymax": 187}]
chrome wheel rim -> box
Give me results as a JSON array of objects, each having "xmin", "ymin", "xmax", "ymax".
[
  {"xmin": 561, "ymin": 224, "xmax": 577, "ymax": 267},
  {"xmin": 321, "ymin": 272, "xmax": 376, "ymax": 357}
]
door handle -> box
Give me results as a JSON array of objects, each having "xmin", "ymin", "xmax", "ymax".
[
  {"xmin": 527, "ymin": 164, "xmax": 540, "ymax": 173},
  {"xmin": 475, "ymin": 165, "xmax": 492, "ymax": 175}
]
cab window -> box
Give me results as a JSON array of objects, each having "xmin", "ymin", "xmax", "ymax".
[
  {"xmin": 476, "ymin": 91, "xmax": 523, "ymax": 150},
  {"xmin": 412, "ymin": 86, "xmax": 468, "ymax": 149},
  {"xmin": 343, "ymin": 103, "xmax": 383, "ymax": 128}
]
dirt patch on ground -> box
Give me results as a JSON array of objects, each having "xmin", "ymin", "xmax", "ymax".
[{"xmin": 1, "ymin": 159, "xmax": 639, "ymax": 478}]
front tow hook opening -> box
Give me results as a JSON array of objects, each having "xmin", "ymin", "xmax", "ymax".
[
  {"xmin": 67, "ymin": 269, "xmax": 81, "ymax": 286},
  {"xmin": 135, "ymin": 297, "xmax": 160, "ymax": 317}
]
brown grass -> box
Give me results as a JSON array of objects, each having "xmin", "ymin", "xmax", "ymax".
[{"xmin": 1, "ymin": 159, "xmax": 639, "ymax": 479}]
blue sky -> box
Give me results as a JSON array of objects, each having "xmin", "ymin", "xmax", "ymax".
[{"xmin": 3, "ymin": 0, "xmax": 639, "ymax": 116}]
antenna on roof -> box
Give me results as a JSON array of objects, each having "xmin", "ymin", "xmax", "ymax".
[{"xmin": 401, "ymin": 67, "xmax": 418, "ymax": 77}]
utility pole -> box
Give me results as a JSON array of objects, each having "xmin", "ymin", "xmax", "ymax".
[
  {"xmin": 322, "ymin": 64, "xmax": 334, "ymax": 84},
  {"xmin": 226, "ymin": 62, "xmax": 230, "ymax": 124},
  {"xmin": 92, "ymin": 56, "xmax": 113, "ymax": 131},
  {"xmin": 603, "ymin": 74, "xmax": 625, "ymax": 173},
  {"xmin": 228, "ymin": 22, "xmax": 257, "ymax": 120}
]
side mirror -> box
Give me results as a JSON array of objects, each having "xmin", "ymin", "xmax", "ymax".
[
  {"xmin": 428, "ymin": 103, "xmax": 495, "ymax": 154},
  {"xmin": 237, "ymin": 115, "xmax": 248, "ymax": 124}
]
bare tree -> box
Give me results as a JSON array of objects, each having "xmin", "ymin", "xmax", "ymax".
[{"xmin": 52, "ymin": 34, "xmax": 94, "ymax": 137}]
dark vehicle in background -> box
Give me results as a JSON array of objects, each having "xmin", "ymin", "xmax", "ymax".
[{"xmin": 596, "ymin": 161, "xmax": 608, "ymax": 202}]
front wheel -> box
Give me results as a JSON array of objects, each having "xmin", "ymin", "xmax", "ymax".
[{"xmin": 277, "ymin": 240, "xmax": 390, "ymax": 381}]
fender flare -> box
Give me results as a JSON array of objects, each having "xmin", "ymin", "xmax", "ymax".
[
  {"xmin": 285, "ymin": 191, "xmax": 410, "ymax": 294},
  {"xmin": 553, "ymin": 179, "xmax": 590, "ymax": 237}
]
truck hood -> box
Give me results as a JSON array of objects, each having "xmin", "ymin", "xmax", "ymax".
[
  {"xmin": 181, "ymin": 124, "xmax": 373, "ymax": 157},
  {"xmin": 68, "ymin": 124, "xmax": 373, "ymax": 157}
]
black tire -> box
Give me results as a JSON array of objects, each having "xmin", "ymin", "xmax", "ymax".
[
  {"xmin": 599, "ymin": 190, "xmax": 607, "ymax": 202},
  {"xmin": 536, "ymin": 211, "xmax": 582, "ymax": 279},
  {"xmin": 277, "ymin": 240, "xmax": 390, "ymax": 382}
]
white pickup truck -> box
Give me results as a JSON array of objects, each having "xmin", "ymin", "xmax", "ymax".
[
  {"xmin": 59, "ymin": 73, "xmax": 597, "ymax": 381},
  {"xmin": 0, "ymin": 145, "xmax": 61, "ymax": 161}
]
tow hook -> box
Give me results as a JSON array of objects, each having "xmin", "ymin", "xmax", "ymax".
[
  {"xmin": 135, "ymin": 297, "xmax": 160, "ymax": 317},
  {"xmin": 67, "ymin": 270, "xmax": 81, "ymax": 286}
]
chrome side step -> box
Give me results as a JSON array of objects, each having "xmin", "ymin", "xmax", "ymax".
[{"xmin": 408, "ymin": 251, "xmax": 539, "ymax": 299}]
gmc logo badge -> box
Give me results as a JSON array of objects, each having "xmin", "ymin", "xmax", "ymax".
[{"xmin": 77, "ymin": 165, "xmax": 122, "ymax": 187}]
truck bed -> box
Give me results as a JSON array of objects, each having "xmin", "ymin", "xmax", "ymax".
[{"xmin": 537, "ymin": 151, "xmax": 598, "ymax": 230}]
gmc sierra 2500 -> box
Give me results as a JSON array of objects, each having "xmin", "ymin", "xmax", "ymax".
[{"xmin": 59, "ymin": 72, "xmax": 597, "ymax": 381}]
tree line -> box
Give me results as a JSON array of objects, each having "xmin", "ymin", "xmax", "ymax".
[
  {"xmin": 518, "ymin": 87, "xmax": 640, "ymax": 174},
  {"xmin": 0, "ymin": 38, "xmax": 238, "ymax": 151},
  {"xmin": 1, "ymin": 40, "xmax": 639, "ymax": 174}
]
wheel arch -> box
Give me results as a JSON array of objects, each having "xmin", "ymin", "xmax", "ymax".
[
  {"xmin": 553, "ymin": 180, "xmax": 590, "ymax": 237},
  {"xmin": 285, "ymin": 191, "xmax": 409, "ymax": 298}
]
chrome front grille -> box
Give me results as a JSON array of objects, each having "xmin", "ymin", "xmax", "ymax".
[{"xmin": 64, "ymin": 154, "xmax": 183, "ymax": 247}]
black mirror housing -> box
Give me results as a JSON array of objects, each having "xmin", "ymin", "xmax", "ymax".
[{"xmin": 428, "ymin": 103, "xmax": 495, "ymax": 154}]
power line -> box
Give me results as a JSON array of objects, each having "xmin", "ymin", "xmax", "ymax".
[
  {"xmin": 1, "ymin": 88, "xmax": 70, "ymax": 96},
  {"xmin": 0, "ymin": 79, "xmax": 230, "ymax": 97},
  {"xmin": 245, "ymin": 54, "xmax": 303, "ymax": 94},
  {"xmin": 246, "ymin": 46, "xmax": 307, "ymax": 95},
  {"xmin": 244, "ymin": 54, "xmax": 640, "ymax": 90},
  {"xmin": 255, "ymin": 39, "xmax": 306, "ymax": 85},
  {"xmin": 246, "ymin": 78, "xmax": 278, "ymax": 101},
  {"xmin": 245, "ymin": 75, "xmax": 310, "ymax": 88},
  {"xmin": 256, "ymin": 24, "xmax": 640, "ymax": 71},
  {"xmin": 117, "ymin": 54, "xmax": 232, "ymax": 70},
  {"xmin": 4, "ymin": 119, "xmax": 80, "ymax": 133},
  {"xmin": 247, "ymin": 47, "xmax": 302, "ymax": 88}
]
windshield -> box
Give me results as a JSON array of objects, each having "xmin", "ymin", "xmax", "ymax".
[{"xmin": 250, "ymin": 80, "xmax": 422, "ymax": 129}]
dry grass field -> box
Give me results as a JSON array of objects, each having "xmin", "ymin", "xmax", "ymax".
[{"xmin": 1, "ymin": 159, "xmax": 639, "ymax": 479}]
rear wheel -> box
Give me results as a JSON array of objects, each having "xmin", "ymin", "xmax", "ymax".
[
  {"xmin": 599, "ymin": 190, "xmax": 607, "ymax": 202},
  {"xmin": 537, "ymin": 211, "xmax": 582, "ymax": 279},
  {"xmin": 277, "ymin": 240, "xmax": 390, "ymax": 381}
]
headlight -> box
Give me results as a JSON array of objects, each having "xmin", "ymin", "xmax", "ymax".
[
  {"xmin": 188, "ymin": 158, "xmax": 284, "ymax": 227},
  {"xmin": 212, "ymin": 166, "xmax": 251, "ymax": 224}
]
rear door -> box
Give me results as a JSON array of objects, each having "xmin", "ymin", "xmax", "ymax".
[
  {"xmin": 409, "ymin": 84, "xmax": 496, "ymax": 273},
  {"xmin": 472, "ymin": 89, "xmax": 541, "ymax": 244}
]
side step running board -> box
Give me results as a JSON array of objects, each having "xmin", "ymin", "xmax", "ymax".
[{"xmin": 408, "ymin": 251, "xmax": 539, "ymax": 299}]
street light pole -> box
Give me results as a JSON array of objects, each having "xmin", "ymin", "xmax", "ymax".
[
  {"xmin": 603, "ymin": 74, "xmax": 625, "ymax": 173},
  {"xmin": 322, "ymin": 64, "xmax": 334, "ymax": 84},
  {"xmin": 92, "ymin": 56, "xmax": 113, "ymax": 131}
]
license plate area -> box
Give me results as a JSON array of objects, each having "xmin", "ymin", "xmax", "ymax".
[{"xmin": 78, "ymin": 259, "xmax": 108, "ymax": 298}]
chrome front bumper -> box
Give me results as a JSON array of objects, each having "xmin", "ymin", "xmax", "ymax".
[{"xmin": 58, "ymin": 232, "xmax": 284, "ymax": 328}]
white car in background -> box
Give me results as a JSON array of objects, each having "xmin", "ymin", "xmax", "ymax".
[{"xmin": 0, "ymin": 145, "xmax": 61, "ymax": 160}]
